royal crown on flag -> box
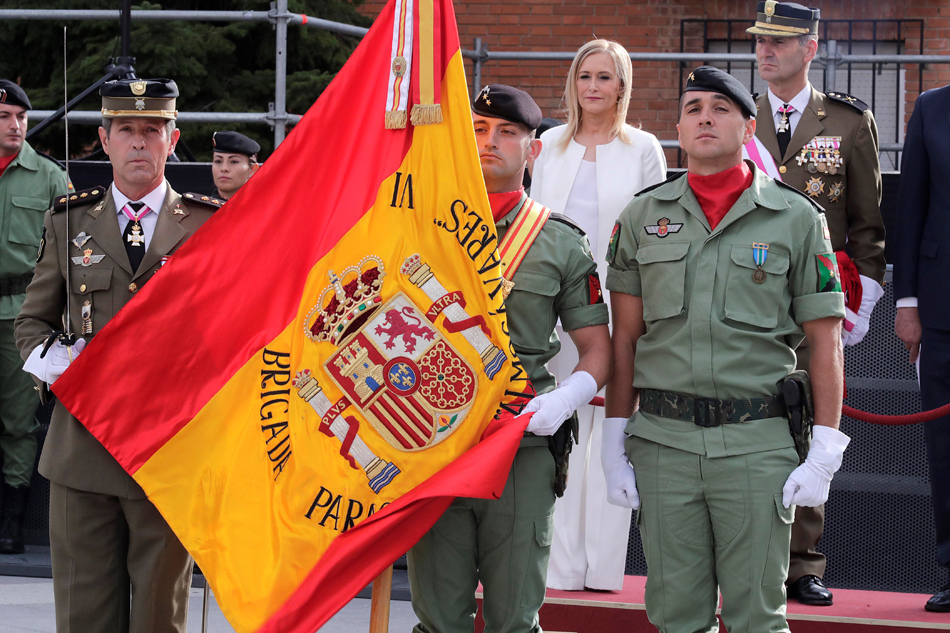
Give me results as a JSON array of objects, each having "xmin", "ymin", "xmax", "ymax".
[{"xmin": 305, "ymin": 256, "xmax": 386, "ymax": 345}]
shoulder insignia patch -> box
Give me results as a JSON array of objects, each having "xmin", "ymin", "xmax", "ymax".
[
  {"xmin": 549, "ymin": 212, "xmax": 584, "ymax": 235},
  {"xmin": 635, "ymin": 171, "xmax": 686, "ymax": 198},
  {"xmin": 606, "ymin": 221, "xmax": 621, "ymax": 264},
  {"xmin": 588, "ymin": 273, "xmax": 604, "ymax": 305},
  {"xmin": 53, "ymin": 185, "xmax": 106, "ymax": 213},
  {"xmin": 37, "ymin": 227, "xmax": 46, "ymax": 262},
  {"xmin": 817, "ymin": 252, "xmax": 843, "ymax": 293},
  {"xmin": 182, "ymin": 193, "xmax": 225, "ymax": 210},
  {"xmin": 645, "ymin": 217, "xmax": 683, "ymax": 238},
  {"xmin": 825, "ymin": 91, "xmax": 869, "ymax": 113}
]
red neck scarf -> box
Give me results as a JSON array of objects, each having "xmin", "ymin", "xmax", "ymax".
[
  {"xmin": 0, "ymin": 152, "xmax": 18, "ymax": 179},
  {"xmin": 488, "ymin": 188, "xmax": 524, "ymax": 222},
  {"xmin": 687, "ymin": 162, "xmax": 753, "ymax": 231}
]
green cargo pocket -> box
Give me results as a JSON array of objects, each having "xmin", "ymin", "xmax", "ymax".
[
  {"xmin": 509, "ymin": 270, "xmax": 559, "ymax": 353},
  {"xmin": 520, "ymin": 513, "xmax": 555, "ymax": 608},
  {"xmin": 762, "ymin": 492, "xmax": 796, "ymax": 586},
  {"xmin": 635, "ymin": 241, "xmax": 689, "ymax": 321},
  {"xmin": 724, "ymin": 244, "xmax": 790, "ymax": 329}
]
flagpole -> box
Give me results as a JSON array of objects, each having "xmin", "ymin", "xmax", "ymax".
[{"xmin": 368, "ymin": 564, "xmax": 393, "ymax": 633}]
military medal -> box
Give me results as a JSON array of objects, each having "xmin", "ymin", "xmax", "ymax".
[
  {"xmin": 123, "ymin": 203, "xmax": 149, "ymax": 247},
  {"xmin": 806, "ymin": 176, "xmax": 825, "ymax": 198},
  {"xmin": 777, "ymin": 103, "xmax": 793, "ymax": 133},
  {"xmin": 81, "ymin": 299, "xmax": 93, "ymax": 335},
  {"xmin": 752, "ymin": 242, "xmax": 769, "ymax": 284},
  {"xmin": 828, "ymin": 181, "xmax": 845, "ymax": 203}
]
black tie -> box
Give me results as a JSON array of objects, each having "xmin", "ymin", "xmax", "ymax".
[
  {"xmin": 123, "ymin": 202, "xmax": 146, "ymax": 272},
  {"xmin": 776, "ymin": 103, "xmax": 793, "ymax": 158}
]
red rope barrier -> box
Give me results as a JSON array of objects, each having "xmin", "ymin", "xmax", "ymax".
[{"xmin": 586, "ymin": 397, "xmax": 950, "ymax": 426}]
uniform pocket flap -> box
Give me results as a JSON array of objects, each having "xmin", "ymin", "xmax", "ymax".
[
  {"xmin": 774, "ymin": 493, "xmax": 795, "ymax": 525},
  {"xmin": 730, "ymin": 245, "xmax": 790, "ymax": 274},
  {"xmin": 921, "ymin": 238, "xmax": 939, "ymax": 259},
  {"xmin": 636, "ymin": 241, "xmax": 690, "ymax": 265},
  {"xmin": 71, "ymin": 267, "xmax": 113, "ymax": 294},
  {"xmin": 534, "ymin": 515, "xmax": 554, "ymax": 547},
  {"xmin": 11, "ymin": 196, "xmax": 50, "ymax": 211},
  {"xmin": 512, "ymin": 270, "xmax": 559, "ymax": 297}
]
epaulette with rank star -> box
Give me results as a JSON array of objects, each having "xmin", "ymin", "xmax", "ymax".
[
  {"xmin": 52, "ymin": 185, "xmax": 106, "ymax": 213},
  {"xmin": 634, "ymin": 171, "xmax": 686, "ymax": 197},
  {"xmin": 825, "ymin": 91, "xmax": 869, "ymax": 113},
  {"xmin": 549, "ymin": 212, "xmax": 586, "ymax": 235},
  {"xmin": 182, "ymin": 193, "xmax": 225, "ymax": 210}
]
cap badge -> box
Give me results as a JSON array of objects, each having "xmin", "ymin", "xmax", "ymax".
[
  {"xmin": 687, "ymin": 72, "xmax": 695, "ymax": 83},
  {"xmin": 130, "ymin": 81, "xmax": 147, "ymax": 96},
  {"xmin": 0, "ymin": 89, "xmax": 6, "ymax": 103},
  {"xmin": 478, "ymin": 86, "xmax": 491, "ymax": 105},
  {"xmin": 135, "ymin": 98, "xmax": 146, "ymax": 111},
  {"xmin": 764, "ymin": 0, "xmax": 777, "ymax": 21}
]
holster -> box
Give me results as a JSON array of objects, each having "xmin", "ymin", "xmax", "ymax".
[
  {"xmin": 781, "ymin": 369, "xmax": 814, "ymax": 464},
  {"xmin": 548, "ymin": 412, "xmax": 578, "ymax": 498}
]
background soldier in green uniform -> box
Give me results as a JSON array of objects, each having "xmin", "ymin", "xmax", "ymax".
[
  {"xmin": 603, "ymin": 66, "xmax": 849, "ymax": 633},
  {"xmin": 408, "ymin": 85, "xmax": 612, "ymax": 633},
  {"xmin": 747, "ymin": 1, "xmax": 887, "ymax": 605},
  {"xmin": 0, "ymin": 79, "xmax": 69, "ymax": 554}
]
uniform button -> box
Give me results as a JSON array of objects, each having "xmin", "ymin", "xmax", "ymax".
[
  {"xmin": 779, "ymin": 166, "xmax": 787, "ymax": 174},
  {"xmin": 79, "ymin": 284, "xmax": 86, "ymax": 292},
  {"xmin": 129, "ymin": 283, "xmax": 138, "ymax": 293}
]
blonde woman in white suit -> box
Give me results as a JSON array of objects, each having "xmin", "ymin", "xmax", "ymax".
[{"xmin": 530, "ymin": 39, "xmax": 666, "ymax": 591}]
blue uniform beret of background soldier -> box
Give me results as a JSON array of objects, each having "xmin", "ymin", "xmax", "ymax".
[
  {"xmin": 471, "ymin": 83, "xmax": 543, "ymax": 131},
  {"xmin": 747, "ymin": 1, "xmax": 819, "ymax": 37},
  {"xmin": 683, "ymin": 65, "xmax": 757, "ymax": 119},
  {"xmin": 0, "ymin": 80, "xmax": 31, "ymax": 111},
  {"xmin": 100, "ymin": 78, "xmax": 179, "ymax": 120}
]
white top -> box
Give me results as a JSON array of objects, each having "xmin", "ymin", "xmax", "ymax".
[
  {"xmin": 563, "ymin": 160, "xmax": 600, "ymax": 257},
  {"xmin": 767, "ymin": 84, "xmax": 812, "ymax": 136},
  {"xmin": 112, "ymin": 181, "xmax": 166, "ymax": 250}
]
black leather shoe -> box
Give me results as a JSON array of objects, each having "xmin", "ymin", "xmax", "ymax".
[
  {"xmin": 926, "ymin": 584, "xmax": 950, "ymax": 612},
  {"xmin": 787, "ymin": 575, "xmax": 833, "ymax": 606}
]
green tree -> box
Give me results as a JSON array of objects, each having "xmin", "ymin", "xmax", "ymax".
[{"xmin": 0, "ymin": 0, "xmax": 371, "ymax": 160}]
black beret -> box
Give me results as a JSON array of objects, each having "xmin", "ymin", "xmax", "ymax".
[
  {"xmin": 684, "ymin": 66, "xmax": 757, "ymax": 119},
  {"xmin": 0, "ymin": 80, "xmax": 31, "ymax": 110},
  {"xmin": 747, "ymin": 1, "xmax": 819, "ymax": 37},
  {"xmin": 212, "ymin": 131, "xmax": 261, "ymax": 159},
  {"xmin": 101, "ymin": 78, "xmax": 179, "ymax": 119},
  {"xmin": 472, "ymin": 84, "xmax": 542, "ymax": 131}
]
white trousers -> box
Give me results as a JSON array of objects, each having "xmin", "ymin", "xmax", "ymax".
[{"xmin": 546, "ymin": 326, "xmax": 632, "ymax": 591}]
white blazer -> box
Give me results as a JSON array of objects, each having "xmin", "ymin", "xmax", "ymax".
[{"xmin": 530, "ymin": 123, "xmax": 667, "ymax": 284}]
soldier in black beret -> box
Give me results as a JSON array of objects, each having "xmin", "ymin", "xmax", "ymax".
[
  {"xmin": 747, "ymin": 1, "xmax": 886, "ymax": 606},
  {"xmin": 211, "ymin": 130, "xmax": 260, "ymax": 200},
  {"xmin": 16, "ymin": 76, "xmax": 213, "ymax": 631}
]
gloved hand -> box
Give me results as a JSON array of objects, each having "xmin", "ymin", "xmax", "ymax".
[
  {"xmin": 22, "ymin": 338, "xmax": 86, "ymax": 385},
  {"xmin": 843, "ymin": 275, "xmax": 884, "ymax": 347},
  {"xmin": 601, "ymin": 416, "xmax": 639, "ymax": 509},
  {"xmin": 782, "ymin": 425, "xmax": 850, "ymax": 508},
  {"xmin": 523, "ymin": 370, "xmax": 597, "ymax": 436}
]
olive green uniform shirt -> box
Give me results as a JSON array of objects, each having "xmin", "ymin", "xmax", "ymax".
[
  {"xmin": 497, "ymin": 194, "xmax": 608, "ymax": 395},
  {"xmin": 0, "ymin": 142, "xmax": 69, "ymax": 318},
  {"xmin": 606, "ymin": 163, "xmax": 845, "ymax": 458}
]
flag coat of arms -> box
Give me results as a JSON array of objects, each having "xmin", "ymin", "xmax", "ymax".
[{"xmin": 53, "ymin": 0, "xmax": 529, "ymax": 630}]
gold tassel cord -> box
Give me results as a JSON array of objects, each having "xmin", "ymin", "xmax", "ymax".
[
  {"xmin": 410, "ymin": 104, "xmax": 443, "ymax": 126},
  {"xmin": 385, "ymin": 110, "xmax": 408, "ymax": 130}
]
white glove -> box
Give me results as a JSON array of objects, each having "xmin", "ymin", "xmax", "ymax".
[
  {"xmin": 601, "ymin": 416, "xmax": 640, "ymax": 509},
  {"xmin": 23, "ymin": 338, "xmax": 87, "ymax": 385},
  {"xmin": 523, "ymin": 370, "xmax": 597, "ymax": 436},
  {"xmin": 782, "ymin": 425, "xmax": 850, "ymax": 508},
  {"xmin": 842, "ymin": 275, "xmax": 884, "ymax": 347}
]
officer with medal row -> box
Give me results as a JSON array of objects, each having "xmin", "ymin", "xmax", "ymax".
[
  {"xmin": 603, "ymin": 65, "xmax": 850, "ymax": 633},
  {"xmin": 748, "ymin": 1, "xmax": 887, "ymax": 605},
  {"xmin": 15, "ymin": 79, "xmax": 217, "ymax": 632}
]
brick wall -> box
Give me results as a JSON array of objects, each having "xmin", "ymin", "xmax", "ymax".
[{"xmin": 358, "ymin": 0, "xmax": 950, "ymax": 161}]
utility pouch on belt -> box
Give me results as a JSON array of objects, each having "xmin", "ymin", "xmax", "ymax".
[
  {"xmin": 782, "ymin": 370, "xmax": 814, "ymax": 464},
  {"xmin": 548, "ymin": 412, "xmax": 578, "ymax": 498}
]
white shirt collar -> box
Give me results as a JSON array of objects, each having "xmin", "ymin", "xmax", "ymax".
[
  {"xmin": 767, "ymin": 84, "xmax": 811, "ymax": 118},
  {"xmin": 112, "ymin": 180, "xmax": 167, "ymax": 217}
]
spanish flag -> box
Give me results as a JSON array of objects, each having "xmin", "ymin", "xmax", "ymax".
[{"xmin": 53, "ymin": 0, "xmax": 527, "ymax": 630}]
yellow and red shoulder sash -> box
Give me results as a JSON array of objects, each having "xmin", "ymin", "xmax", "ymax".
[{"xmin": 497, "ymin": 195, "xmax": 551, "ymax": 298}]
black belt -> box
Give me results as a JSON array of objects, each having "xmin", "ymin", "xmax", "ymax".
[
  {"xmin": 0, "ymin": 273, "xmax": 34, "ymax": 297},
  {"xmin": 639, "ymin": 388, "xmax": 786, "ymax": 428}
]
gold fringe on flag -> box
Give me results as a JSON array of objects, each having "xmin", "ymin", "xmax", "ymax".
[
  {"xmin": 386, "ymin": 110, "xmax": 408, "ymax": 129},
  {"xmin": 410, "ymin": 103, "xmax": 443, "ymax": 126}
]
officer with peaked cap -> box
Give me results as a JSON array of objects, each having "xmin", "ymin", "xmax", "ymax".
[
  {"xmin": 0, "ymin": 79, "xmax": 69, "ymax": 555},
  {"xmin": 15, "ymin": 78, "xmax": 217, "ymax": 631},
  {"xmin": 408, "ymin": 84, "xmax": 612, "ymax": 633},
  {"xmin": 211, "ymin": 130, "xmax": 260, "ymax": 200},
  {"xmin": 746, "ymin": 1, "xmax": 886, "ymax": 606},
  {"xmin": 604, "ymin": 65, "xmax": 849, "ymax": 632}
]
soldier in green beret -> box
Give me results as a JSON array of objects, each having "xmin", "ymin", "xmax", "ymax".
[
  {"xmin": 0, "ymin": 79, "xmax": 69, "ymax": 554},
  {"xmin": 604, "ymin": 66, "xmax": 849, "ymax": 632},
  {"xmin": 746, "ymin": 1, "xmax": 887, "ymax": 605}
]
